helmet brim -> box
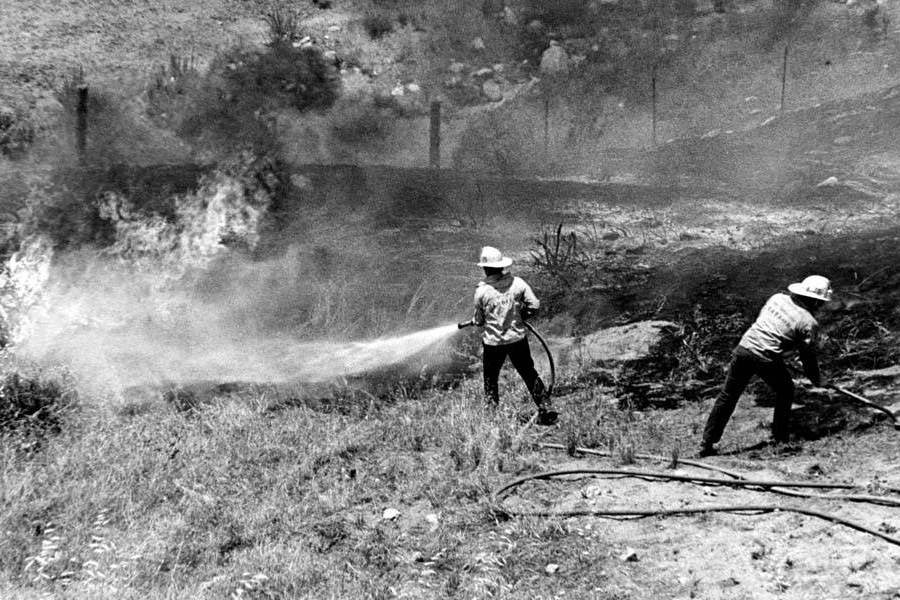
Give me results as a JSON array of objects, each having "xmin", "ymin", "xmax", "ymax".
[
  {"xmin": 476, "ymin": 257, "xmax": 512, "ymax": 268},
  {"xmin": 787, "ymin": 282, "xmax": 831, "ymax": 302}
]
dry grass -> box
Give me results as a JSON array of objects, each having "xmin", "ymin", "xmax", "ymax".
[{"xmin": 0, "ymin": 355, "xmax": 735, "ymax": 599}]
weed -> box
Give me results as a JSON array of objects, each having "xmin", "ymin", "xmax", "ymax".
[
  {"xmin": 616, "ymin": 439, "xmax": 636, "ymax": 465},
  {"xmin": 264, "ymin": 3, "xmax": 305, "ymax": 46},
  {"xmin": 530, "ymin": 222, "xmax": 588, "ymax": 285}
]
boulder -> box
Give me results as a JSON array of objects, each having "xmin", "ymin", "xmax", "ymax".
[
  {"xmin": 547, "ymin": 321, "xmax": 677, "ymax": 371},
  {"xmin": 540, "ymin": 42, "xmax": 569, "ymax": 75},
  {"xmin": 482, "ymin": 80, "xmax": 503, "ymax": 102}
]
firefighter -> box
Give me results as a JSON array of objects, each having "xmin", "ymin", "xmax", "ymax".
[
  {"xmin": 459, "ymin": 246, "xmax": 556, "ymax": 424},
  {"xmin": 699, "ymin": 275, "xmax": 833, "ymax": 457}
]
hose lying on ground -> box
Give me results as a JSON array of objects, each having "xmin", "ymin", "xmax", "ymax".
[
  {"xmin": 494, "ymin": 452, "xmax": 900, "ymax": 547},
  {"xmin": 538, "ymin": 443, "xmax": 900, "ymax": 505}
]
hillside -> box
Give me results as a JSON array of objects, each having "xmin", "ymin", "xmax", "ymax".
[{"xmin": 3, "ymin": 1, "xmax": 900, "ymax": 600}]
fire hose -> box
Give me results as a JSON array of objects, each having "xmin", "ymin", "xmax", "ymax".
[
  {"xmin": 457, "ymin": 318, "xmax": 556, "ymax": 396},
  {"xmin": 493, "ymin": 448, "xmax": 900, "ymax": 548}
]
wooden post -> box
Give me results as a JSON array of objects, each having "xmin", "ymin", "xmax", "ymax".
[
  {"xmin": 76, "ymin": 84, "xmax": 88, "ymax": 158},
  {"xmin": 651, "ymin": 70, "xmax": 657, "ymax": 146},
  {"xmin": 543, "ymin": 94, "xmax": 550, "ymax": 159},
  {"xmin": 429, "ymin": 101, "xmax": 441, "ymax": 169},
  {"xmin": 780, "ymin": 43, "xmax": 789, "ymax": 112}
]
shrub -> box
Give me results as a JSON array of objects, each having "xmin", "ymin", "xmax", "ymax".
[
  {"xmin": 331, "ymin": 104, "xmax": 393, "ymax": 144},
  {"xmin": 0, "ymin": 106, "xmax": 35, "ymax": 159},
  {"xmin": 522, "ymin": 0, "xmax": 591, "ymax": 28},
  {"xmin": 177, "ymin": 44, "xmax": 340, "ymax": 154},
  {"xmin": 147, "ymin": 54, "xmax": 202, "ymax": 128},
  {"xmin": 0, "ymin": 370, "xmax": 77, "ymax": 451}
]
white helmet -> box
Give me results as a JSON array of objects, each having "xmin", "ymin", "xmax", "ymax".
[
  {"xmin": 476, "ymin": 246, "xmax": 512, "ymax": 268},
  {"xmin": 788, "ymin": 275, "xmax": 833, "ymax": 302}
]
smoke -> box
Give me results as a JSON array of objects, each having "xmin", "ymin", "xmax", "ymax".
[{"xmin": 3, "ymin": 167, "xmax": 461, "ymax": 393}]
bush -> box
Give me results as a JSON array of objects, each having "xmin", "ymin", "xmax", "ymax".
[
  {"xmin": 177, "ymin": 44, "xmax": 340, "ymax": 154},
  {"xmin": 522, "ymin": 0, "xmax": 591, "ymax": 28},
  {"xmin": 0, "ymin": 370, "xmax": 77, "ymax": 451},
  {"xmin": 147, "ymin": 54, "xmax": 202, "ymax": 128},
  {"xmin": 331, "ymin": 104, "xmax": 393, "ymax": 144},
  {"xmin": 0, "ymin": 106, "xmax": 35, "ymax": 159}
]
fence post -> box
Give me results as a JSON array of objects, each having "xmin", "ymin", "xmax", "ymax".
[
  {"xmin": 780, "ymin": 43, "xmax": 789, "ymax": 112},
  {"xmin": 429, "ymin": 101, "xmax": 441, "ymax": 168},
  {"xmin": 543, "ymin": 94, "xmax": 550, "ymax": 159},
  {"xmin": 651, "ymin": 70, "xmax": 657, "ymax": 146},
  {"xmin": 76, "ymin": 84, "xmax": 88, "ymax": 159}
]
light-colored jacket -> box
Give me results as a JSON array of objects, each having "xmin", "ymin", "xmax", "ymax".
[
  {"xmin": 738, "ymin": 292, "xmax": 820, "ymax": 382},
  {"xmin": 473, "ymin": 272, "xmax": 539, "ymax": 346}
]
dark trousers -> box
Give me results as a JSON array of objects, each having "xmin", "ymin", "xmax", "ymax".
[
  {"xmin": 483, "ymin": 338, "xmax": 547, "ymax": 407},
  {"xmin": 702, "ymin": 346, "xmax": 795, "ymax": 446}
]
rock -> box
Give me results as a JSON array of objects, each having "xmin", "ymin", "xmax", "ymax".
[
  {"xmin": 525, "ymin": 19, "xmax": 545, "ymax": 36},
  {"xmin": 390, "ymin": 84, "xmax": 405, "ymax": 96},
  {"xmin": 502, "ymin": 6, "xmax": 520, "ymax": 26},
  {"xmin": 540, "ymin": 41, "xmax": 569, "ymax": 75},
  {"xmin": 327, "ymin": 25, "xmax": 341, "ymax": 32},
  {"xmin": 816, "ymin": 176, "xmax": 839, "ymax": 187},
  {"xmin": 550, "ymin": 321, "xmax": 677, "ymax": 368},
  {"xmin": 406, "ymin": 82, "xmax": 421, "ymax": 94},
  {"xmin": 470, "ymin": 36, "xmax": 486, "ymax": 51},
  {"xmin": 483, "ymin": 0, "xmax": 505, "ymax": 17},
  {"xmin": 472, "ymin": 67, "xmax": 494, "ymax": 78},
  {"xmin": 290, "ymin": 174, "xmax": 312, "ymax": 190},
  {"xmin": 382, "ymin": 508, "xmax": 400, "ymax": 521},
  {"xmin": 620, "ymin": 548, "xmax": 639, "ymax": 562},
  {"xmin": 545, "ymin": 563, "xmax": 560, "ymax": 574},
  {"xmin": 482, "ymin": 80, "xmax": 503, "ymax": 102}
]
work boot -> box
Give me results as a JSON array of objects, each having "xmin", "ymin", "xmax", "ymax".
[
  {"xmin": 530, "ymin": 378, "xmax": 557, "ymax": 425},
  {"xmin": 536, "ymin": 407, "xmax": 558, "ymax": 426},
  {"xmin": 698, "ymin": 444, "xmax": 718, "ymax": 458}
]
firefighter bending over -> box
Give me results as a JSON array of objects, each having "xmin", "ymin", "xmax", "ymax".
[{"xmin": 699, "ymin": 275, "xmax": 833, "ymax": 457}]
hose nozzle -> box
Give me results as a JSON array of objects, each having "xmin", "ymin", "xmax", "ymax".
[{"xmin": 457, "ymin": 319, "xmax": 476, "ymax": 329}]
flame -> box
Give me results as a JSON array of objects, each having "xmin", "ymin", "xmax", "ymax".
[{"xmin": 1, "ymin": 167, "xmax": 458, "ymax": 393}]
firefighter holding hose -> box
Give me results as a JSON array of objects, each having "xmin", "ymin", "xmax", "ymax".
[
  {"xmin": 699, "ymin": 275, "xmax": 833, "ymax": 457},
  {"xmin": 459, "ymin": 246, "xmax": 556, "ymax": 425}
]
